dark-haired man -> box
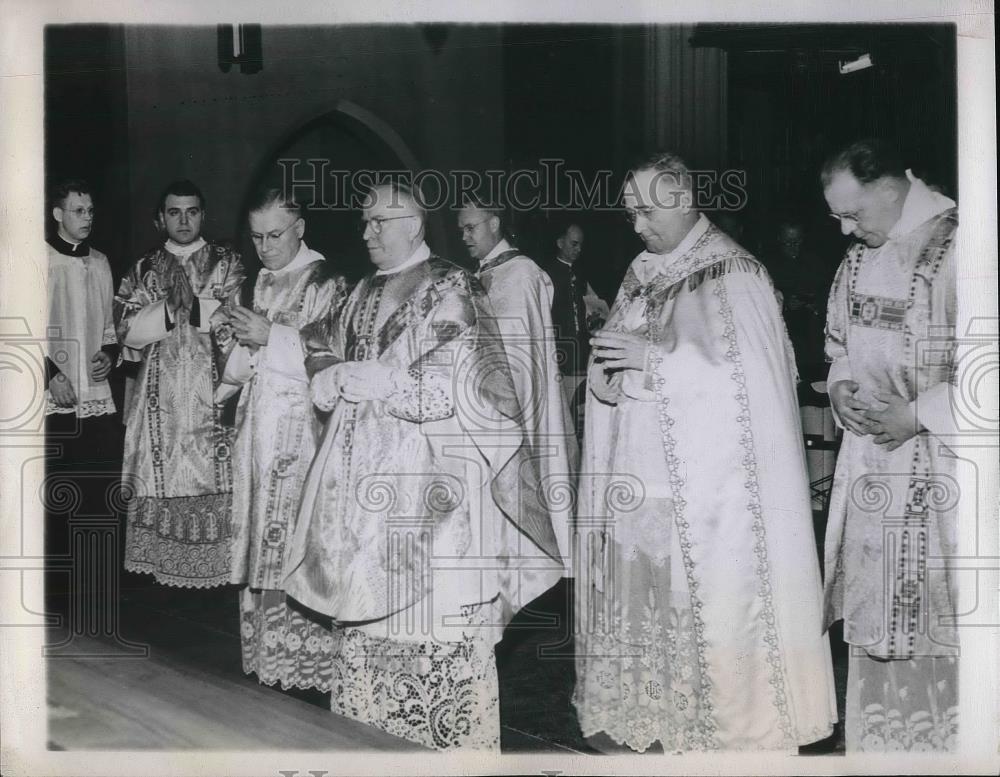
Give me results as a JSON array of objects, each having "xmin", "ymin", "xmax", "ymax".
[
  {"xmin": 114, "ymin": 180, "xmax": 245, "ymax": 588},
  {"xmin": 822, "ymin": 139, "xmax": 960, "ymax": 751}
]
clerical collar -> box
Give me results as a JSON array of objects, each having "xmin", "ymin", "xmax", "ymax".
[
  {"xmin": 480, "ymin": 238, "xmax": 512, "ymax": 268},
  {"xmin": 47, "ymin": 234, "xmax": 89, "ymax": 257},
  {"xmin": 888, "ymin": 169, "xmax": 957, "ymax": 240},
  {"xmin": 636, "ymin": 213, "xmax": 710, "ymax": 280},
  {"xmin": 557, "ymin": 256, "xmax": 574, "ymax": 268},
  {"xmin": 375, "ymin": 241, "xmax": 430, "ymax": 276},
  {"xmin": 165, "ymin": 237, "xmax": 207, "ymax": 258},
  {"xmin": 260, "ymin": 241, "xmax": 323, "ymax": 278}
]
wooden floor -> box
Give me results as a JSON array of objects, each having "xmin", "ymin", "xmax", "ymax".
[
  {"xmin": 43, "ymin": 576, "xmax": 424, "ymax": 752},
  {"xmin": 44, "ymin": 571, "xmax": 844, "ymax": 754},
  {"xmin": 43, "ymin": 570, "xmax": 590, "ymax": 753},
  {"xmin": 47, "ymin": 632, "xmax": 419, "ymax": 751}
]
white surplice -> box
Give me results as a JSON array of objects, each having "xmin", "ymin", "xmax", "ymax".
[{"xmin": 46, "ymin": 241, "xmax": 117, "ymax": 417}]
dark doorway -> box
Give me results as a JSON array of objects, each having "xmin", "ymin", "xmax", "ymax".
[{"xmin": 237, "ymin": 107, "xmax": 427, "ymax": 285}]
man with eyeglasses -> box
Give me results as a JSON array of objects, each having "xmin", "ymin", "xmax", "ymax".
[
  {"xmin": 456, "ymin": 197, "xmax": 578, "ymax": 571},
  {"xmin": 45, "ymin": 179, "xmax": 118, "ymax": 449},
  {"xmin": 821, "ymin": 139, "xmax": 959, "ymax": 752},
  {"xmin": 114, "ymin": 179, "xmax": 245, "ymax": 588},
  {"xmin": 574, "ymin": 152, "xmax": 836, "ymax": 753},
  {"xmin": 44, "ymin": 179, "xmax": 120, "ymax": 569},
  {"xmin": 282, "ymin": 182, "xmax": 563, "ymax": 750},
  {"xmin": 213, "ymin": 187, "xmax": 349, "ymax": 692}
]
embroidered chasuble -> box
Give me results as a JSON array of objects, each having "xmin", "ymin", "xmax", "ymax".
[
  {"xmin": 477, "ymin": 245, "xmax": 579, "ymax": 570},
  {"xmin": 574, "ymin": 221, "xmax": 837, "ymax": 752},
  {"xmin": 115, "ymin": 241, "xmax": 245, "ymax": 587},
  {"xmin": 283, "ymin": 253, "xmax": 563, "ymax": 750},
  {"xmin": 824, "ymin": 173, "xmax": 959, "ymax": 751},
  {"xmin": 216, "ymin": 244, "xmax": 349, "ymax": 690}
]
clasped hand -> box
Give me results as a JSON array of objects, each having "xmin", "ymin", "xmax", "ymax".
[
  {"xmin": 313, "ymin": 361, "xmax": 398, "ymax": 407},
  {"xmin": 590, "ymin": 330, "xmax": 649, "ymax": 371},
  {"xmin": 166, "ymin": 266, "xmax": 194, "ymax": 313},
  {"xmin": 829, "ymin": 380, "xmax": 921, "ymax": 450}
]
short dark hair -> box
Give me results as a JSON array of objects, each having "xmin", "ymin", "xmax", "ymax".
[
  {"xmin": 552, "ymin": 214, "xmax": 584, "ymax": 242},
  {"xmin": 247, "ymin": 186, "xmax": 302, "ymax": 220},
  {"xmin": 820, "ymin": 139, "xmax": 906, "ymax": 187},
  {"xmin": 49, "ymin": 178, "xmax": 92, "ymax": 211},
  {"xmin": 156, "ymin": 179, "xmax": 206, "ymax": 214},
  {"xmin": 559, "ymin": 221, "xmax": 583, "ymax": 238},
  {"xmin": 628, "ymin": 151, "xmax": 693, "ymax": 192},
  {"xmin": 460, "ymin": 190, "xmax": 505, "ymax": 225}
]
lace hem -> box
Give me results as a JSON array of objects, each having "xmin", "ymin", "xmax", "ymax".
[
  {"xmin": 46, "ymin": 396, "xmax": 116, "ymax": 418},
  {"xmin": 329, "ymin": 626, "xmax": 500, "ymax": 751},
  {"xmin": 577, "ymin": 713, "xmax": 834, "ymax": 753},
  {"xmin": 125, "ymin": 494, "xmax": 233, "ymax": 587},
  {"xmin": 240, "ymin": 588, "xmax": 334, "ymax": 692},
  {"xmin": 573, "ymin": 604, "xmax": 711, "ymax": 754},
  {"xmin": 577, "ymin": 716, "xmax": 663, "ymax": 754},
  {"xmin": 846, "ymin": 652, "xmax": 957, "ymax": 752},
  {"xmin": 123, "ymin": 561, "xmax": 231, "ymax": 589}
]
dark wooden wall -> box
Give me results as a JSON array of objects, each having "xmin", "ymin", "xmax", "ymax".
[{"xmin": 45, "ymin": 25, "xmax": 132, "ymax": 276}]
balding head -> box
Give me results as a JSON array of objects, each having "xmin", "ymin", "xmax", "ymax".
[
  {"xmin": 556, "ymin": 223, "xmax": 584, "ymax": 264},
  {"xmin": 361, "ymin": 182, "xmax": 426, "ymax": 270},
  {"xmin": 623, "ymin": 152, "xmax": 700, "ymax": 254}
]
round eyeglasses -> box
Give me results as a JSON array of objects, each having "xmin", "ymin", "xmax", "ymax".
[
  {"xmin": 359, "ymin": 215, "xmax": 417, "ymax": 235},
  {"xmin": 458, "ymin": 219, "xmax": 489, "ymax": 237}
]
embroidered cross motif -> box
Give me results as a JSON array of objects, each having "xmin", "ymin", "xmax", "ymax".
[
  {"xmin": 905, "ymin": 478, "xmax": 930, "ymax": 517},
  {"xmin": 849, "ymin": 293, "xmax": 908, "ymax": 331},
  {"xmin": 354, "ymin": 334, "xmax": 374, "ymax": 361},
  {"xmin": 898, "ymin": 577, "xmax": 921, "ymax": 604},
  {"xmin": 264, "ymin": 522, "xmax": 286, "ymax": 546}
]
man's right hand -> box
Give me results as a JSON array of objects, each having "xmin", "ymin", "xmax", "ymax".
[
  {"xmin": 310, "ymin": 364, "xmax": 345, "ymax": 411},
  {"xmin": 166, "ymin": 267, "xmax": 194, "ymax": 313},
  {"xmin": 49, "ymin": 372, "xmax": 77, "ymax": 408},
  {"xmin": 829, "ymin": 379, "xmax": 872, "ymax": 436}
]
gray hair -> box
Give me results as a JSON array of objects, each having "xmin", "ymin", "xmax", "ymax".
[
  {"xmin": 365, "ymin": 180, "xmax": 427, "ymax": 222},
  {"xmin": 247, "ymin": 186, "xmax": 302, "ymax": 220}
]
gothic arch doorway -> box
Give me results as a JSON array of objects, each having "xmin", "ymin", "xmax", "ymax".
[{"xmin": 237, "ymin": 100, "xmax": 443, "ymax": 283}]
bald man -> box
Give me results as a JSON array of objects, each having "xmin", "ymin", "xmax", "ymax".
[{"xmin": 282, "ymin": 182, "xmax": 563, "ymax": 750}]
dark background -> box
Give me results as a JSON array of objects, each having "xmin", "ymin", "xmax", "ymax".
[
  {"xmin": 45, "ymin": 22, "xmax": 956, "ymax": 301},
  {"xmin": 42, "ymin": 22, "xmax": 958, "ymax": 753}
]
